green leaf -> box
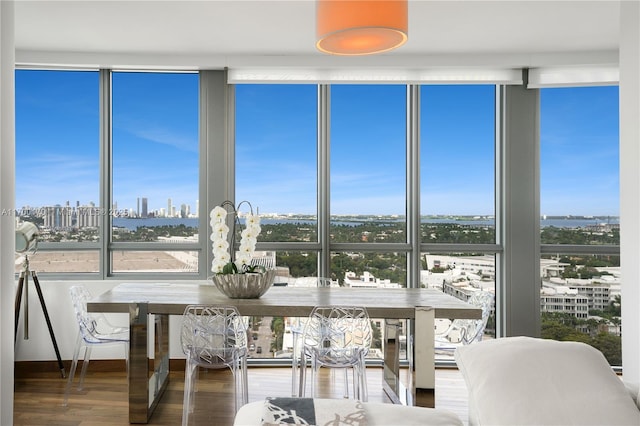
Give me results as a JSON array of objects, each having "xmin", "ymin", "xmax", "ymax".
[{"xmin": 221, "ymin": 262, "xmax": 238, "ymax": 274}]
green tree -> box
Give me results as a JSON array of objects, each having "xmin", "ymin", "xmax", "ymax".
[
  {"xmin": 270, "ymin": 317, "xmax": 284, "ymax": 353},
  {"xmin": 592, "ymin": 332, "xmax": 622, "ymax": 365},
  {"xmin": 541, "ymin": 312, "xmax": 621, "ymax": 365}
]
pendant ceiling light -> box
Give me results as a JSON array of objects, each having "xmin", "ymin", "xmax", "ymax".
[{"xmin": 316, "ymin": 0, "xmax": 408, "ymax": 56}]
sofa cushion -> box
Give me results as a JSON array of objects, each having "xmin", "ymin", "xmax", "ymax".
[
  {"xmin": 455, "ymin": 336, "xmax": 640, "ymax": 426},
  {"xmin": 260, "ymin": 397, "xmax": 365, "ymax": 425},
  {"xmin": 233, "ymin": 398, "xmax": 464, "ymax": 426}
]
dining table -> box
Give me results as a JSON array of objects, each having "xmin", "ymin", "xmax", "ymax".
[{"xmin": 87, "ymin": 282, "xmax": 482, "ymax": 424}]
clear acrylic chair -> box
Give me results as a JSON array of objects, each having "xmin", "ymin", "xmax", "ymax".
[
  {"xmin": 299, "ymin": 305, "xmax": 372, "ymax": 401},
  {"xmin": 180, "ymin": 305, "xmax": 248, "ymax": 426},
  {"xmin": 63, "ymin": 285, "xmax": 129, "ymax": 406},
  {"xmin": 290, "ymin": 277, "xmax": 332, "ymax": 396},
  {"xmin": 434, "ymin": 290, "xmax": 494, "ymax": 353}
]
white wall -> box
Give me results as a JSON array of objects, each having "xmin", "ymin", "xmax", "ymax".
[
  {"xmin": 0, "ymin": 2, "xmax": 15, "ymax": 424},
  {"xmin": 14, "ymin": 280, "xmax": 194, "ymax": 362},
  {"xmin": 619, "ymin": 0, "xmax": 640, "ymax": 385}
]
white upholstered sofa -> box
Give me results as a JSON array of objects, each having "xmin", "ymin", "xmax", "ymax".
[
  {"xmin": 234, "ymin": 336, "xmax": 640, "ymax": 425},
  {"xmin": 454, "ymin": 336, "xmax": 640, "ymax": 426}
]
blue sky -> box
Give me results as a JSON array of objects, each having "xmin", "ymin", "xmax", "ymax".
[
  {"xmin": 111, "ymin": 72, "xmax": 199, "ymax": 215},
  {"xmin": 540, "ymin": 86, "xmax": 619, "ymax": 217},
  {"xmin": 15, "ymin": 71, "xmax": 619, "ymax": 216}
]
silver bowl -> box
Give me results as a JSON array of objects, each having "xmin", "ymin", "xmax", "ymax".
[{"xmin": 210, "ymin": 269, "xmax": 276, "ymax": 299}]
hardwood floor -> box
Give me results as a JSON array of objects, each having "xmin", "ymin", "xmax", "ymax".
[{"xmin": 14, "ymin": 363, "xmax": 469, "ymax": 425}]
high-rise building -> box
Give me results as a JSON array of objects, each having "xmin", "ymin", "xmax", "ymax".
[
  {"xmin": 167, "ymin": 198, "xmax": 172, "ymax": 218},
  {"xmin": 43, "ymin": 204, "xmax": 72, "ymax": 229},
  {"xmin": 141, "ymin": 197, "xmax": 148, "ymax": 218},
  {"xmin": 137, "ymin": 197, "xmax": 140, "ymax": 217},
  {"xmin": 77, "ymin": 205, "xmax": 99, "ymax": 228}
]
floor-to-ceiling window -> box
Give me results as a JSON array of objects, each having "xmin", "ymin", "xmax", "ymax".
[
  {"xmin": 232, "ymin": 83, "xmax": 500, "ymax": 361},
  {"xmin": 235, "ymin": 84, "xmax": 318, "ymax": 245},
  {"xmin": 539, "ymin": 85, "xmax": 621, "ymax": 366},
  {"xmin": 14, "ymin": 68, "xmax": 627, "ymax": 371},
  {"xmin": 329, "ymin": 85, "xmax": 407, "ymax": 244},
  {"xmin": 15, "ymin": 70, "xmax": 101, "ymax": 274},
  {"xmin": 111, "ymin": 71, "xmax": 200, "ymax": 275},
  {"xmin": 329, "ymin": 84, "xmax": 408, "ymax": 360},
  {"xmin": 234, "ymin": 84, "xmax": 319, "ymax": 358},
  {"xmin": 420, "ymin": 85, "xmax": 498, "ymax": 360},
  {"xmin": 234, "ymin": 84, "xmax": 411, "ymax": 359},
  {"xmin": 15, "ymin": 69, "xmax": 201, "ymax": 279}
]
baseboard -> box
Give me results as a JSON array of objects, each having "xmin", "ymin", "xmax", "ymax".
[{"xmin": 15, "ymin": 359, "xmax": 188, "ymax": 378}]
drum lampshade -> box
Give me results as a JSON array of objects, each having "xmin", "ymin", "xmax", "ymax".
[{"xmin": 316, "ymin": 0, "xmax": 408, "ymax": 55}]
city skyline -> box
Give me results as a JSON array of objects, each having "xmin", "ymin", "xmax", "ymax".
[
  {"xmin": 15, "ymin": 71, "xmax": 619, "ymax": 216},
  {"xmin": 14, "ymin": 199, "xmax": 199, "ymax": 219},
  {"xmin": 14, "ymin": 196, "xmax": 622, "ymax": 224}
]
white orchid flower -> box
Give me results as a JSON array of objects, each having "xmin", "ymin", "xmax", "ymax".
[
  {"xmin": 211, "ymin": 258, "xmax": 228, "ymax": 274},
  {"xmin": 234, "ymin": 254, "xmax": 252, "ymax": 269},
  {"xmin": 212, "ymin": 239, "xmax": 229, "ymax": 252},
  {"xmin": 241, "ymin": 228, "xmax": 258, "ymax": 240},
  {"xmin": 210, "ymin": 206, "xmax": 227, "ymax": 221},
  {"xmin": 210, "ymin": 201, "xmax": 263, "ymax": 274},
  {"xmin": 212, "ymin": 222, "xmax": 229, "ymax": 235},
  {"xmin": 245, "ymin": 214, "xmax": 260, "ymax": 227},
  {"xmin": 238, "ymin": 240, "xmax": 256, "ymax": 254},
  {"xmin": 213, "ymin": 247, "xmax": 230, "ymax": 259}
]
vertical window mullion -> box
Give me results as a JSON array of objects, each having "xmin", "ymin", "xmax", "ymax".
[
  {"xmin": 318, "ymin": 84, "xmax": 330, "ymax": 277},
  {"xmin": 407, "ymin": 84, "xmax": 420, "ymax": 288},
  {"xmin": 100, "ymin": 69, "xmax": 112, "ymax": 279},
  {"xmin": 495, "ymin": 84, "xmax": 506, "ymax": 337}
]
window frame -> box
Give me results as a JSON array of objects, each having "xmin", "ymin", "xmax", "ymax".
[
  {"xmin": 15, "ymin": 68, "xmax": 205, "ymax": 280},
  {"xmin": 17, "ymin": 69, "xmax": 620, "ymax": 367}
]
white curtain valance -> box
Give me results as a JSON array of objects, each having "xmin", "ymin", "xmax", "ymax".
[
  {"xmin": 227, "ymin": 68, "xmax": 523, "ymax": 85},
  {"xmin": 528, "ymin": 66, "xmax": 619, "ymax": 88}
]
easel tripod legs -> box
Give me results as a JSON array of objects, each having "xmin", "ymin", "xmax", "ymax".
[
  {"xmin": 14, "ymin": 273, "xmax": 25, "ymax": 342},
  {"xmin": 15, "ymin": 270, "xmax": 66, "ymax": 378}
]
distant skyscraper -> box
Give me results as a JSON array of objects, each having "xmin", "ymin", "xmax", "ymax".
[
  {"xmin": 180, "ymin": 203, "xmax": 187, "ymax": 218},
  {"xmin": 142, "ymin": 197, "xmax": 148, "ymax": 218},
  {"xmin": 44, "ymin": 204, "xmax": 72, "ymax": 229},
  {"xmin": 168, "ymin": 198, "xmax": 172, "ymax": 218},
  {"xmin": 137, "ymin": 197, "xmax": 140, "ymax": 217},
  {"xmin": 77, "ymin": 205, "xmax": 99, "ymax": 228}
]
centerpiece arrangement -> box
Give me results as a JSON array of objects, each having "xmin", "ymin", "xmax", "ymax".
[{"xmin": 209, "ymin": 200, "xmax": 275, "ymax": 298}]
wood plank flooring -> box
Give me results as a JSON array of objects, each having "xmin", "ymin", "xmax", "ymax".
[{"xmin": 14, "ymin": 363, "xmax": 469, "ymax": 425}]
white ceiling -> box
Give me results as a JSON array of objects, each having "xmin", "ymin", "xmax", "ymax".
[{"xmin": 13, "ymin": 0, "xmax": 621, "ymax": 70}]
